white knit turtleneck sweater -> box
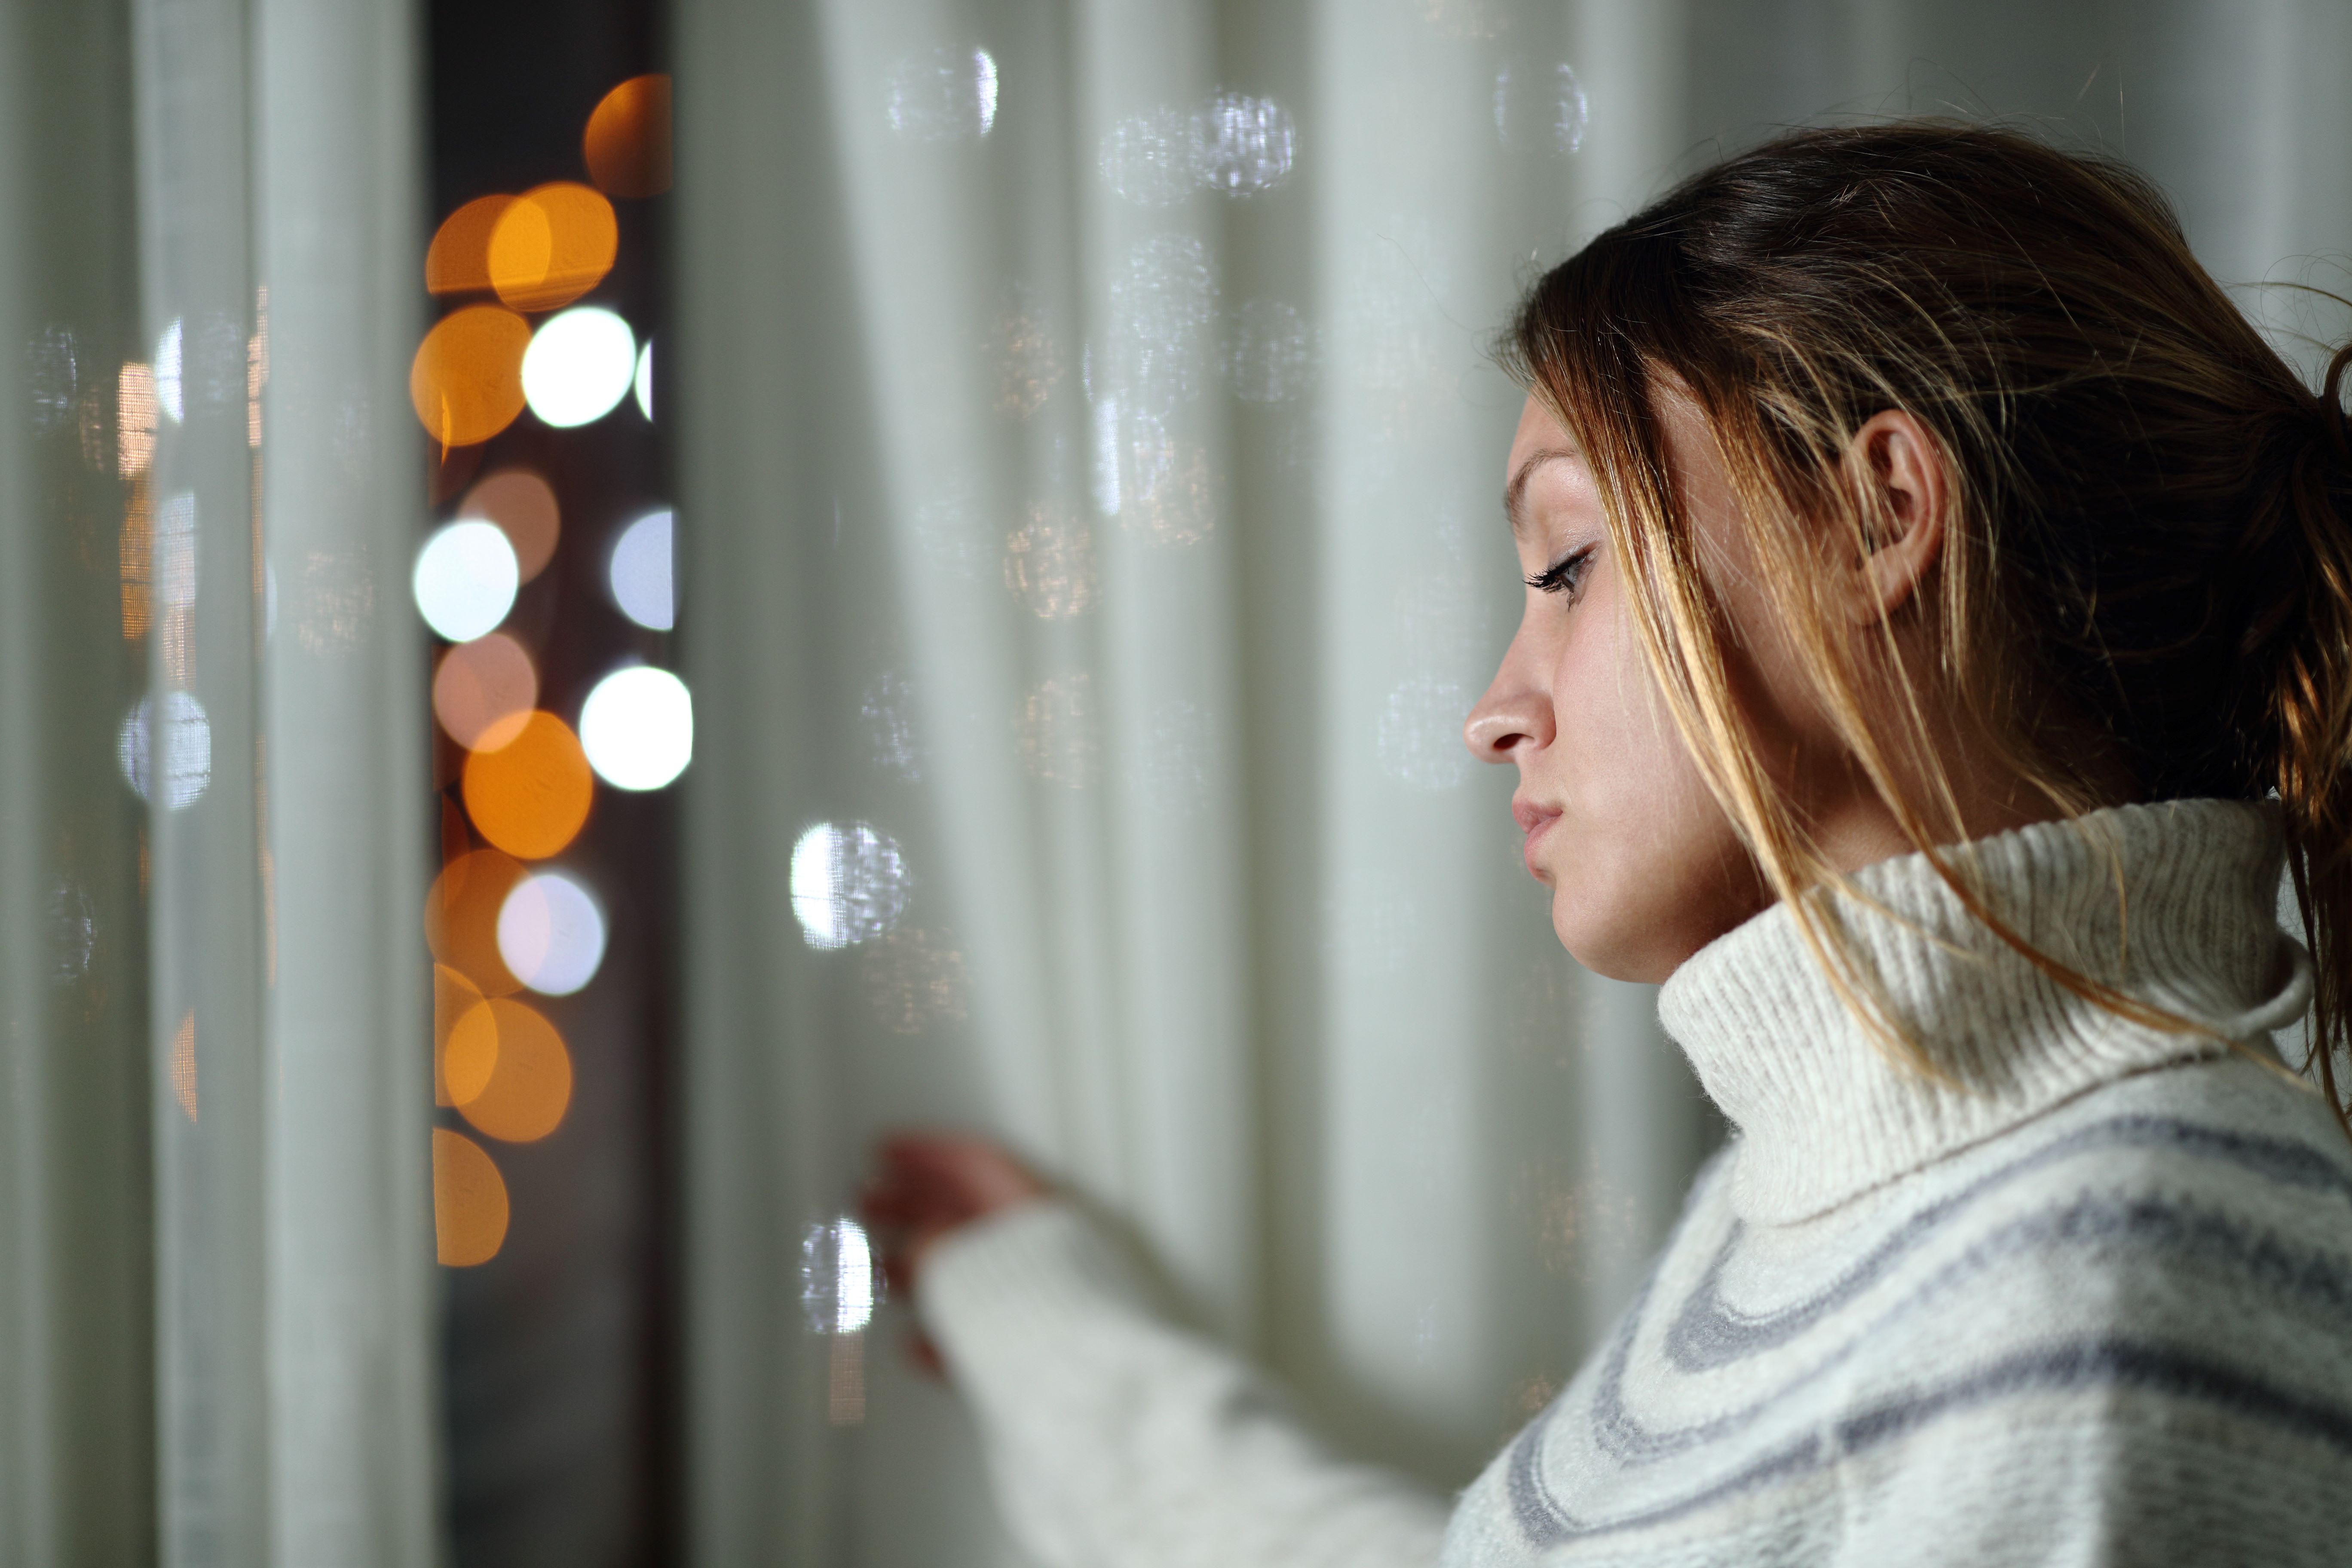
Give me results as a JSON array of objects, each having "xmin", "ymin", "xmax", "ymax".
[{"xmin": 918, "ymin": 800, "xmax": 2352, "ymax": 1566}]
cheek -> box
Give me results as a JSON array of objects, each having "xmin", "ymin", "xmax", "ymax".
[
  {"xmin": 1543, "ymin": 594, "xmax": 1754, "ymax": 978},
  {"xmin": 1549, "ymin": 596, "xmax": 1703, "ymax": 819}
]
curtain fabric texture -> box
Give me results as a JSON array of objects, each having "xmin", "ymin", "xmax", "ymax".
[
  {"xmin": 680, "ymin": 1, "xmax": 2352, "ymax": 1565},
  {"xmin": 0, "ymin": 1, "xmax": 432, "ymax": 1565},
  {"xmin": 680, "ymin": 5, "xmax": 1710, "ymax": 1564}
]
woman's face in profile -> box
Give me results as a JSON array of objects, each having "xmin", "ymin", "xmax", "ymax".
[{"xmin": 1465, "ymin": 394, "xmax": 1771, "ymax": 983}]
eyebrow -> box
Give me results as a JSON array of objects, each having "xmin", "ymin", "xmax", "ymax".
[{"xmin": 1503, "ymin": 446, "xmax": 1579, "ymax": 539}]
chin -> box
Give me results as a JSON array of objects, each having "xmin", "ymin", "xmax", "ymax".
[
  {"xmin": 1552, "ymin": 897, "xmax": 1663, "ymax": 985},
  {"xmin": 1548, "ymin": 875, "xmax": 1703, "ymax": 986}
]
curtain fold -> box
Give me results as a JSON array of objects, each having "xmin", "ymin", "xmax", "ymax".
[
  {"xmin": 683, "ymin": 2, "xmax": 2352, "ymax": 1566},
  {"xmin": 0, "ymin": 0, "xmax": 433, "ymax": 1563},
  {"xmin": 0, "ymin": 5, "xmax": 153, "ymax": 1562},
  {"xmin": 680, "ymin": 4, "xmax": 1714, "ymax": 1563}
]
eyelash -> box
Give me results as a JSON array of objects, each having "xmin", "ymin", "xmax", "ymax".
[{"xmin": 1525, "ymin": 545, "xmax": 1595, "ymax": 599}]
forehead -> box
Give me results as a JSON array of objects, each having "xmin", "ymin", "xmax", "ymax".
[
  {"xmin": 1504, "ymin": 395, "xmax": 1590, "ymax": 540},
  {"xmin": 1508, "ymin": 393, "xmax": 1573, "ymax": 462}
]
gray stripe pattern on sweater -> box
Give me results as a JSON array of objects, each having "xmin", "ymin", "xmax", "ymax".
[
  {"xmin": 920, "ymin": 800, "xmax": 2352, "ymax": 1568},
  {"xmin": 1499, "ymin": 1100, "xmax": 2352, "ymax": 1552},
  {"xmin": 1441, "ymin": 802, "xmax": 2352, "ymax": 1566}
]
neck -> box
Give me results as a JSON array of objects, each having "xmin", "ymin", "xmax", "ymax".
[{"xmin": 1658, "ymin": 799, "xmax": 2311, "ymax": 1225}]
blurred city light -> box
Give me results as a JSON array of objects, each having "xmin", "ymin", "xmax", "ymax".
[
  {"xmin": 634, "ymin": 338, "xmax": 653, "ymax": 420},
  {"xmin": 885, "ymin": 48, "xmax": 997, "ymax": 140},
  {"xmin": 801, "ymin": 1217, "xmax": 876, "ymax": 1334},
  {"xmin": 410, "ymin": 303, "xmax": 531, "ymax": 445},
  {"xmin": 489, "ymin": 181, "xmax": 618, "ymax": 312},
  {"xmin": 434, "ymin": 964, "xmax": 488, "ymax": 1106},
  {"xmin": 522, "ymin": 306, "xmax": 636, "ymax": 427},
  {"xmin": 426, "ymin": 848, "xmax": 529, "ymax": 995},
  {"xmin": 789, "ymin": 822, "xmax": 909, "ymax": 949},
  {"xmin": 170, "ymin": 1012, "xmax": 196, "ymax": 1121},
  {"xmin": 497, "ymin": 871, "xmax": 607, "ymax": 995},
  {"xmin": 1191, "ymin": 93, "xmax": 1295, "ymax": 193},
  {"xmin": 117, "ymin": 361, "xmax": 156, "ymax": 478},
  {"xmin": 420, "ymin": 29, "xmax": 677, "ymax": 1524},
  {"xmin": 155, "ymin": 318, "xmax": 184, "ymax": 422},
  {"xmin": 461, "ymin": 710, "xmax": 595, "ymax": 858},
  {"xmin": 453, "ymin": 998, "xmax": 573, "ymax": 1143},
  {"xmin": 457, "ymin": 468, "xmax": 561, "ymax": 581},
  {"xmin": 413, "ymin": 519, "xmax": 519, "ymax": 642},
  {"xmin": 432, "ymin": 632, "xmax": 538, "ymax": 750},
  {"xmin": 432, "ymin": 1128, "xmax": 510, "ymax": 1267},
  {"xmin": 608, "ymin": 508, "xmax": 673, "ymax": 630},
  {"xmin": 441, "ymin": 998, "xmax": 500, "ymax": 1107},
  {"xmin": 426, "ymin": 194, "xmax": 516, "ymax": 295},
  {"xmin": 584, "ymin": 74, "xmax": 674, "ymax": 198},
  {"xmin": 579, "ymin": 666, "xmax": 691, "ymax": 789},
  {"xmin": 117, "ymin": 691, "xmax": 212, "ymax": 810}
]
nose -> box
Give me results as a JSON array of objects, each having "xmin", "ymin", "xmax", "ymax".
[{"xmin": 1464, "ymin": 662, "xmax": 1553, "ymax": 765}]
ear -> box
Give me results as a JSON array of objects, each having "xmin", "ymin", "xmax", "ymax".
[{"xmin": 1846, "ymin": 409, "xmax": 1946, "ymax": 622}]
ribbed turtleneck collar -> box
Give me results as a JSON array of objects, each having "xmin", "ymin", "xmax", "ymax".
[{"xmin": 1657, "ymin": 799, "xmax": 2313, "ymax": 1227}]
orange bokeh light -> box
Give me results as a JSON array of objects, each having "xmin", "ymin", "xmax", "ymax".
[
  {"xmin": 458, "ymin": 469, "xmax": 560, "ymax": 581},
  {"xmin": 119, "ymin": 362, "xmax": 156, "ymax": 478},
  {"xmin": 461, "ymin": 710, "xmax": 594, "ymax": 860},
  {"xmin": 433, "ymin": 633, "xmax": 538, "ymax": 752},
  {"xmin": 410, "ymin": 304, "xmax": 531, "ymax": 447},
  {"xmin": 426, "ymin": 194, "xmax": 517, "ymax": 295},
  {"xmin": 584, "ymin": 75, "xmax": 673, "ymax": 199},
  {"xmin": 433, "ymin": 963, "xmax": 487, "ymax": 1106},
  {"xmin": 488, "ymin": 182, "xmax": 618, "ymax": 313},
  {"xmin": 425, "ymin": 847, "xmax": 527, "ymax": 995},
  {"xmin": 454, "ymin": 998, "xmax": 573, "ymax": 1143},
  {"xmin": 442, "ymin": 999, "xmax": 502, "ymax": 1107},
  {"xmin": 432, "ymin": 1127, "xmax": 509, "ymax": 1266}
]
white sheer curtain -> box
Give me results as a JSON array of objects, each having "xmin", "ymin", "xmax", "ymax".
[
  {"xmin": 680, "ymin": 2, "xmax": 2352, "ymax": 1565},
  {"xmin": 679, "ymin": 5, "xmax": 1710, "ymax": 1564},
  {"xmin": 0, "ymin": 0, "xmax": 433, "ymax": 1564}
]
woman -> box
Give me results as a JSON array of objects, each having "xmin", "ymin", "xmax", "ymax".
[{"xmin": 864, "ymin": 121, "xmax": 2352, "ymax": 1565}]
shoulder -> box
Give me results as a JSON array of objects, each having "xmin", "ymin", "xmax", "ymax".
[
  {"xmin": 1823, "ymin": 1058, "xmax": 2352, "ymax": 1546},
  {"xmin": 1837, "ymin": 1053, "xmax": 2352, "ymax": 1360},
  {"xmin": 1912, "ymin": 1055, "xmax": 2352, "ymax": 1325}
]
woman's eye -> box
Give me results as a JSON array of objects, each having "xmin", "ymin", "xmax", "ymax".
[{"xmin": 1524, "ymin": 546, "xmax": 1593, "ymax": 598}]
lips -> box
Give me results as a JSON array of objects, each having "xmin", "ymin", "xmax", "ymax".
[{"xmin": 1513, "ymin": 797, "xmax": 1562, "ymax": 879}]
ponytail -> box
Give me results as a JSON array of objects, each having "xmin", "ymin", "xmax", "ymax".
[{"xmin": 2268, "ymin": 343, "xmax": 2352, "ymax": 1130}]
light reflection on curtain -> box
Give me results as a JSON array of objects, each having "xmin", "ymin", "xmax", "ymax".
[
  {"xmin": 0, "ymin": 0, "xmax": 434, "ymax": 1563},
  {"xmin": 679, "ymin": 2, "xmax": 2352, "ymax": 1565},
  {"xmin": 680, "ymin": 6, "xmax": 1710, "ymax": 1564}
]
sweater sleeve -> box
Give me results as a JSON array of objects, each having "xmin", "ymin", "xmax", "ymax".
[{"xmin": 916, "ymin": 1199, "xmax": 1451, "ymax": 1568}]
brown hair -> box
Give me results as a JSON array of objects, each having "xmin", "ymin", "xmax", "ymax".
[{"xmin": 1503, "ymin": 120, "xmax": 2352, "ymax": 1122}]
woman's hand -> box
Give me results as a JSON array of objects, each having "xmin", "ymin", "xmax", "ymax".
[{"xmin": 861, "ymin": 1130, "xmax": 1047, "ymax": 1301}]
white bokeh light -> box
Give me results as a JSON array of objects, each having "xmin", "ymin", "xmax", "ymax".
[
  {"xmin": 789, "ymin": 821, "xmax": 909, "ymax": 949},
  {"xmin": 579, "ymin": 665, "xmax": 693, "ymax": 789},
  {"xmin": 634, "ymin": 339, "xmax": 653, "ymax": 420},
  {"xmin": 801, "ymin": 1217, "xmax": 875, "ymax": 1334},
  {"xmin": 1191, "ymin": 93, "xmax": 1295, "ymax": 193},
  {"xmin": 885, "ymin": 47, "xmax": 998, "ymax": 140},
  {"xmin": 117, "ymin": 691, "xmax": 212, "ymax": 810},
  {"xmin": 156, "ymin": 318, "xmax": 184, "ymax": 423},
  {"xmin": 522, "ymin": 307, "xmax": 637, "ymax": 428},
  {"xmin": 412, "ymin": 520, "xmax": 519, "ymax": 642},
  {"xmin": 609, "ymin": 509, "xmax": 674, "ymax": 631},
  {"xmin": 1493, "ymin": 61, "xmax": 1589, "ymax": 154},
  {"xmin": 496, "ymin": 872, "xmax": 607, "ymax": 995}
]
